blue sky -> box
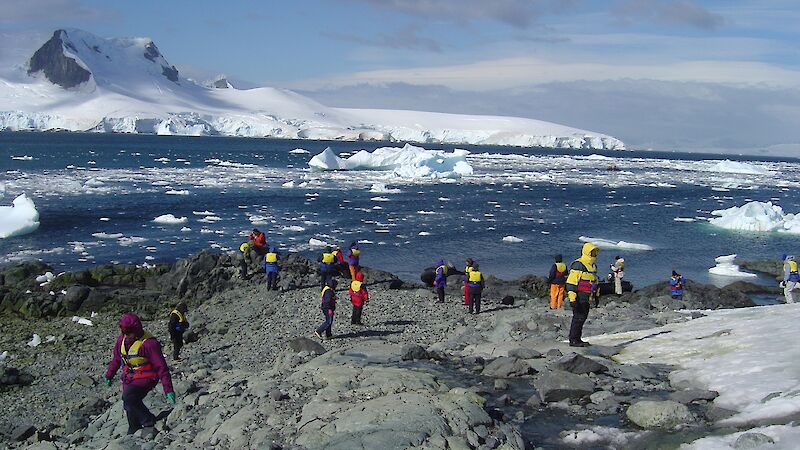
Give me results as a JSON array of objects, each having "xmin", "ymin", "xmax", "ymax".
[{"xmin": 3, "ymin": 0, "xmax": 800, "ymax": 155}]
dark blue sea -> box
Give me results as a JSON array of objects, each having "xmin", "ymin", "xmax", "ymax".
[{"xmin": 2, "ymin": 133, "xmax": 799, "ymax": 290}]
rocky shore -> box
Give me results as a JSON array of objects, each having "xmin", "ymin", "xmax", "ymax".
[{"xmin": 0, "ymin": 252, "xmax": 783, "ymax": 449}]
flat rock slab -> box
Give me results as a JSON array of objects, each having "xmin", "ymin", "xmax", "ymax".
[
  {"xmin": 626, "ymin": 400, "xmax": 694, "ymax": 429},
  {"xmin": 586, "ymin": 345, "xmax": 621, "ymax": 358},
  {"xmin": 669, "ymin": 389, "xmax": 719, "ymax": 404},
  {"xmin": 552, "ymin": 353, "xmax": 608, "ymax": 374},
  {"xmin": 534, "ymin": 369, "xmax": 595, "ymax": 403},
  {"xmin": 481, "ymin": 357, "xmax": 536, "ymax": 378}
]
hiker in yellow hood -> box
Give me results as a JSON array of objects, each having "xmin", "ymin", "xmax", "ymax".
[{"xmin": 565, "ymin": 242, "xmax": 599, "ymax": 347}]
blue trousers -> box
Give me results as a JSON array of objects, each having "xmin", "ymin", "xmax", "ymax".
[{"xmin": 316, "ymin": 309, "xmax": 334, "ymax": 337}]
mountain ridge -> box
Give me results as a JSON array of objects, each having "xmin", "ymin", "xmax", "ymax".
[{"xmin": 0, "ymin": 28, "xmax": 625, "ymax": 150}]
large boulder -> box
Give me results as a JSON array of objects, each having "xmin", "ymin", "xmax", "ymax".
[
  {"xmin": 533, "ymin": 370, "xmax": 595, "ymax": 402},
  {"xmin": 482, "ymin": 357, "xmax": 536, "ymax": 378},
  {"xmin": 552, "ymin": 353, "xmax": 608, "ymax": 374},
  {"xmin": 626, "ymin": 400, "xmax": 694, "ymax": 429},
  {"xmin": 289, "ymin": 337, "xmax": 326, "ymax": 355}
]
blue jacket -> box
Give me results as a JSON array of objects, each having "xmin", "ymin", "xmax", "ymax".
[{"xmin": 670, "ymin": 276, "xmax": 685, "ymax": 296}]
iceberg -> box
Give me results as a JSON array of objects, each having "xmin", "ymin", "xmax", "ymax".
[
  {"xmin": 308, "ymin": 238, "xmax": 330, "ymax": 248},
  {"xmin": 579, "ymin": 236, "xmax": 653, "ymax": 251},
  {"xmin": 709, "ymin": 201, "xmax": 786, "ymax": 232},
  {"xmin": 708, "ymin": 254, "xmax": 757, "ymax": 278},
  {"xmin": 309, "ymin": 143, "xmax": 474, "ymax": 179},
  {"xmin": 0, "ymin": 194, "xmax": 40, "ymax": 239},
  {"xmin": 152, "ymin": 214, "xmax": 188, "ymax": 225},
  {"xmin": 502, "ymin": 236, "xmax": 524, "ymax": 243},
  {"xmin": 703, "ymin": 160, "xmax": 770, "ymax": 175}
]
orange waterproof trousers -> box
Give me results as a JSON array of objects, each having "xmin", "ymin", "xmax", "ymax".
[
  {"xmin": 349, "ymin": 264, "xmax": 358, "ymax": 280},
  {"xmin": 550, "ymin": 284, "xmax": 565, "ymax": 309}
]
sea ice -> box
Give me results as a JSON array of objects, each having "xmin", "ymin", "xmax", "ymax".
[
  {"xmin": 308, "ymin": 143, "xmax": 474, "ymax": 179},
  {"xmin": 578, "ymin": 236, "xmax": 653, "ymax": 251},
  {"xmin": 502, "ymin": 236, "xmax": 523, "ymax": 243},
  {"xmin": 704, "ymin": 160, "xmax": 770, "ymax": 175},
  {"xmin": 0, "ymin": 194, "xmax": 40, "ymax": 239},
  {"xmin": 370, "ymin": 197, "xmax": 390, "ymax": 202},
  {"xmin": 289, "ymin": 148, "xmax": 309, "ymax": 154},
  {"xmin": 369, "ymin": 183, "xmax": 402, "ymax": 194},
  {"xmin": 152, "ymin": 214, "xmax": 188, "ymax": 225},
  {"xmin": 91, "ymin": 232, "xmax": 124, "ymax": 239},
  {"xmin": 709, "ymin": 201, "xmax": 785, "ymax": 232},
  {"xmin": 165, "ymin": 189, "xmax": 190, "ymax": 195},
  {"xmin": 282, "ymin": 181, "xmax": 295, "ymax": 188},
  {"xmin": 708, "ymin": 254, "xmax": 756, "ymax": 278},
  {"xmin": 282, "ymin": 225, "xmax": 305, "ymax": 232},
  {"xmin": 309, "ymin": 238, "xmax": 330, "ymax": 248}
]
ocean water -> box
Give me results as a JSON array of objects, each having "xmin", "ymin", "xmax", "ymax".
[{"xmin": 2, "ymin": 133, "xmax": 799, "ymax": 290}]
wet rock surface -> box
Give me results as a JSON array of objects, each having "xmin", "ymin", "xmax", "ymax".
[{"xmin": 0, "ymin": 250, "xmax": 768, "ymax": 448}]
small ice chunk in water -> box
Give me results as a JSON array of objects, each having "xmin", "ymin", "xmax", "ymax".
[
  {"xmin": 0, "ymin": 194, "xmax": 40, "ymax": 239},
  {"xmin": 309, "ymin": 238, "xmax": 330, "ymax": 248},
  {"xmin": 153, "ymin": 214, "xmax": 188, "ymax": 225},
  {"xmin": 289, "ymin": 148, "xmax": 310, "ymax": 154},
  {"xmin": 708, "ymin": 254, "xmax": 757, "ymax": 278},
  {"xmin": 166, "ymin": 190, "xmax": 190, "ymax": 195},
  {"xmin": 503, "ymin": 236, "xmax": 523, "ymax": 243},
  {"xmin": 282, "ymin": 225, "xmax": 305, "ymax": 232}
]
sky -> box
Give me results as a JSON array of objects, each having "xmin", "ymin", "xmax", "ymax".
[{"xmin": 2, "ymin": 0, "xmax": 800, "ymax": 156}]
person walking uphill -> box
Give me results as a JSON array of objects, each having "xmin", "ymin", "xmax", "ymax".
[
  {"xmin": 105, "ymin": 313, "xmax": 174, "ymax": 436},
  {"xmin": 315, "ymin": 277, "xmax": 337, "ymax": 339},
  {"xmin": 467, "ymin": 263, "xmax": 485, "ymax": 314},
  {"xmin": 781, "ymin": 254, "xmax": 800, "ymax": 303},
  {"xmin": 566, "ymin": 243, "xmax": 600, "ymax": 347},
  {"xmin": 349, "ymin": 271, "xmax": 369, "ymax": 325},
  {"xmin": 168, "ymin": 303, "xmax": 189, "ymax": 362},
  {"xmin": 263, "ymin": 247, "xmax": 280, "ymax": 291},
  {"xmin": 463, "ymin": 258, "xmax": 474, "ymax": 306},
  {"xmin": 434, "ymin": 259, "xmax": 448, "ymax": 303},
  {"xmin": 547, "ymin": 254, "xmax": 567, "ymax": 309},
  {"xmin": 347, "ymin": 242, "xmax": 361, "ymax": 280}
]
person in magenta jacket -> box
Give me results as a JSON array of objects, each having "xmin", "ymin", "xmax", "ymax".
[{"xmin": 104, "ymin": 313, "xmax": 175, "ymax": 435}]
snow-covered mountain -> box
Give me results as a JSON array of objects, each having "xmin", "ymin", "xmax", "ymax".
[{"xmin": 0, "ymin": 29, "xmax": 625, "ymax": 150}]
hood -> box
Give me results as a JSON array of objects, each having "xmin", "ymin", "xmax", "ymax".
[
  {"xmin": 437, "ymin": 259, "xmax": 445, "ymax": 266},
  {"xmin": 581, "ymin": 242, "xmax": 599, "ymax": 263},
  {"xmin": 355, "ymin": 271, "xmax": 364, "ymax": 282},
  {"xmin": 118, "ymin": 313, "xmax": 144, "ymax": 337}
]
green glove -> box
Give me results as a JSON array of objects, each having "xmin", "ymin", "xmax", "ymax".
[
  {"xmin": 166, "ymin": 392, "xmax": 176, "ymax": 405},
  {"xmin": 104, "ymin": 378, "xmax": 112, "ymax": 386}
]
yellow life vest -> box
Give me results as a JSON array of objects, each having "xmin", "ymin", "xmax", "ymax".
[
  {"xmin": 120, "ymin": 332, "xmax": 157, "ymax": 380},
  {"xmin": 321, "ymin": 253, "xmax": 334, "ymax": 264},
  {"xmin": 265, "ymin": 252, "xmax": 278, "ymax": 263},
  {"xmin": 239, "ymin": 242, "xmax": 249, "ymax": 253},
  {"xmin": 555, "ymin": 262, "xmax": 566, "ymax": 273},
  {"xmin": 351, "ymin": 248, "xmax": 360, "ymax": 257},
  {"xmin": 437, "ymin": 265, "xmax": 448, "ymax": 276},
  {"xmin": 351, "ymin": 280, "xmax": 362, "ymax": 292},
  {"xmin": 321, "ymin": 286, "xmax": 332, "ymax": 297},
  {"xmin": 789, "ymin": 260, "xmax": 798, "ymax": 273},
  {"xmin": 465, "ymin": 266, "xmax": 473, "ymax": 273},
  {"xmin": 468, "ymin": 271, "xmax": 481, "ymax": 283},
  {"xmin": 170, "ymin": 310, "xmax": 186, "ymax": 323}
]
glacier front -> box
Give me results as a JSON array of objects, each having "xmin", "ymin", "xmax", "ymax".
[{"xmin": 0, "ymin": 28, "xmax": 625, "ymax": 151}]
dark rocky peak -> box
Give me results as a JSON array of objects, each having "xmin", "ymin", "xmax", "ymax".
[
  {"xmin": 143, "ymin": 41, "xmax": 161, "ymax": 62},
  {"xmin": 27, "ymin": 29, "xmax": 91, "ymax": 89},
  {"xmin": 211, "ymin": 76, "xmax": 231, "ymax": 89}
]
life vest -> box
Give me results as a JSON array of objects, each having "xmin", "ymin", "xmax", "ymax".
[
  {"xmin": 321, "ymin": 286, "xmax": 332, "ymax": 298},
  {"xmin": 572, "ymin": 260, "xmax": 598, "ymax": 293},
  {"xmin": 239, "ymin": 242, "xmax": 249, "ymax": 253},
  {"xmin": 120, "ymin": 332, "xmax": 157, "ymax": 381},
  {"xmin": 437, "ymin": 265, "xmax": 448, "ymax": 276},
  {"xmin": 468, "ymin": 270, "xmax": 481, "ymax": 283},
  {"xmin": 465, "ymin": 265, "xmax": 473, "ymax": 274},
  {"xmin": 350, "ymin": 248, "xmax": 360, "ymax": 257},
  {"xmin": 171, "ymin": 309, "xmax": 187, "ymax": 332},
  {"xmin": 787, "ymin": 260, "xmax": 800, "ymax": 281},
  {"xmin": 554, "ymin": 262, "xmax": 566, "ymax": 278},
  {"xmin": 265, "ymin": 252, "xmax": 278, "ymax": 263},
  {"xmin": 351, "ymin": 280, "xmax": 362, "ymax": 292},
  {"xmin": 321, "ymin": 253, "xmax": 334, "ymax": 264}
]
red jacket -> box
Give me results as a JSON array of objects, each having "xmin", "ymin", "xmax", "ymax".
[{"xmin": 349, "ymin": 285, "xmax": 369, "ymax": 307}]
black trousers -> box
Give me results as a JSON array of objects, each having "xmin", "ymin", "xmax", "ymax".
[
  {"xmin": 351, "ymin": 305, "xmax": 363, "ymax": 324},
  {"xmin": 468, "ymin": 286, "xmax": 482, "ymax": 314},
  {"xmin": 319, "ymin": 270, "xmax": 331, "ymax": 287},
  {"xmin": 569, "ymin": 296, "xmax": 591, "ymax": 344},
  {"xmin": 170, "ymin": 331, "xmax": 183, "ymax": 359},
  {"xmin": 266, "ymin": 272, "xmax": 278, "ymax": 290},
  {"xmin": 436, "ymin": 286, "xmax": 445, "ymax": 302},
  {"xmin": 122, "ymin": 384, "xmax": 157, "ymax": 433}
]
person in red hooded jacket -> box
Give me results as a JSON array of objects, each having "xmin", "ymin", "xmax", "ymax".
[
  {"xmin": 349, "ymin": 271, "xmax": 369, "ymax": 325},
  {"xmin": 104, "ymin": 313, "xmax": 175, "ymax": 435}
]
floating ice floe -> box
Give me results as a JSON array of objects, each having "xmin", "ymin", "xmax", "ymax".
[
  {"xmin": 282, "ymin": 181, "xmax": 295, "ymax": 188},
  {"xmin": 27, "ymin": 334, "xmax": 41, "ymax": 347},
  {"xmin": 192, "ymin": 210, "xmax": 215, "ymax": 216},
  {"xmin": 165, "ymin": 189, "xmax": 190, "ymax": 195},
  {"xmin": 503, "ymin": 236, "xmax": 524, "ymax": 243},
  {"xmin": 308, "ymin": 143, "xmax": 473, "ymax": 179},
  {"xmin": 282, "ymin": 225, "xmax": 305, "ymax": 232},
  {"xmin": 11, "ymin": 155, "xmax": 33, "ymax": 160},
  {"xmin": 579, "ymin": 236, "xmax": 653, "ymax": 251},
  {"xmin": 153, "ymin": 214, "xmax": 188, "ymax": 225},
  {"xmin": 309, "ymin": 238, "xmax": 330, "ymax": 248},
  {"xmin": 0, "ymin": 194, "xmax": 40, "ymax": 239},
  {"xmin": 289, "ymin": 148, "xmax": 310, "ymax": 154},
  {"xmin": 92, "ymin": 232, "xmax": 124, "ymax": 239},
  {"xmin": 673, "ymin": 217, "xmax": 696, "ymax": 222},
  {"xmin": 118, "ymin": 236, "xmax": 147, "ymax": 246},
  {"xmin": 72, "ymin": 316, "xmax": 93, "ymax": 326},
  {"xmin": 370, "ymin": 196, "xmax": 390, "ymax": 202},
  {"xmin": 369, "ymin": 183, "xmax": 402, "ymax": 194},
  {"xmin": 180, "ymin": 227, "xmax": 192, "ymax": 232},
  {"xmin": 418, "ymin": 231, "xmax": 431, "ymax": 236},
  {"xmin": 703, "ymin": 159, "xmax": 770, "ymax": 175},
  {"xmin": 708, "ymin": 254, "xmax": 756, "ymax": 278},
  {"xmin": 709, "ymin": 201, "xmax": 785, "ymax": 232}
]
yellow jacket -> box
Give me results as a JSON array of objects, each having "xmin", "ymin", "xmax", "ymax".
[{"xmin": 566, "ymin": 242, "xmax": 599, "ymax": 302}]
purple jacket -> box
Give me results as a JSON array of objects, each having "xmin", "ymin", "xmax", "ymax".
[
  {"xmin": 105, "ymin": 333, "xmax": 173, "ymax": 394},
  {"xmin": 434, "ymin": 265, "xmax": 447, "ymax": 288},
  {"xmin": 347, "ymin": 250, "xmax": 360, "ymax": 266}
]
